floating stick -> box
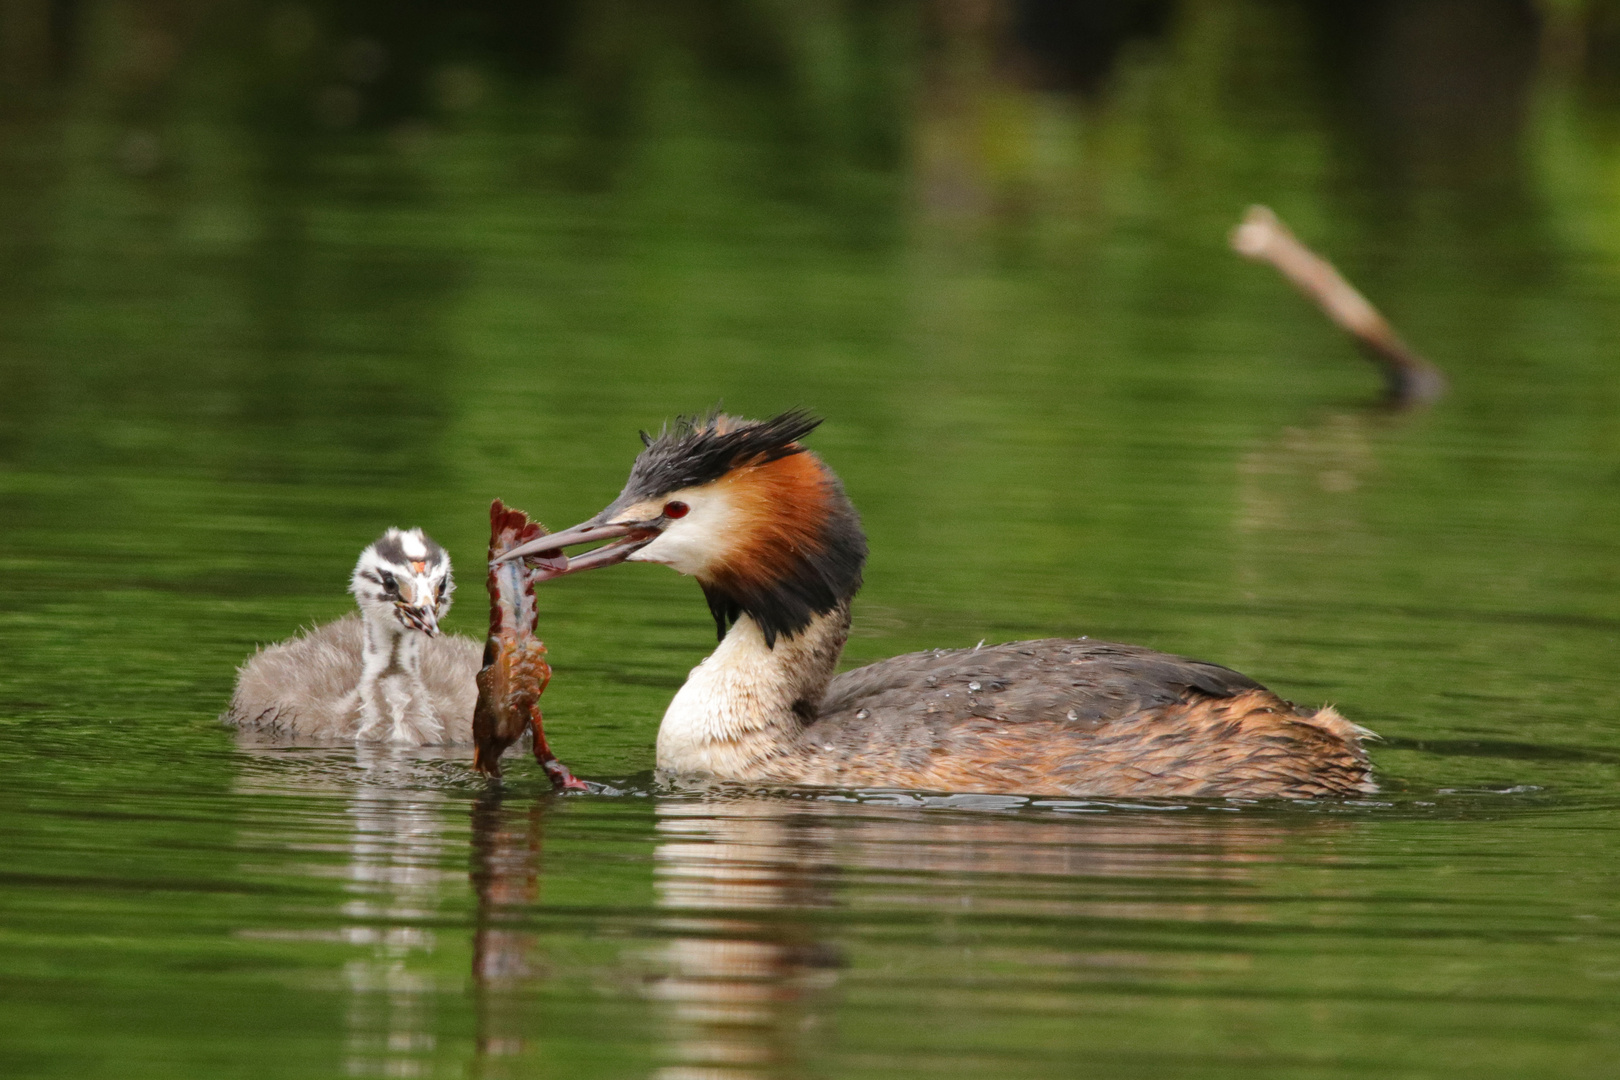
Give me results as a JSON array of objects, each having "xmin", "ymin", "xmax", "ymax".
[{"xmin": 1231, "ymin": 205, "xmax": 1446, "ymax": 407}]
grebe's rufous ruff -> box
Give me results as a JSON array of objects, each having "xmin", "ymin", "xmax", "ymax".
[
  {"xmin": 226, "ymin": 528, "xmax": 481, "ymax": 745},
  {"xmin": 503, "ymin": 411, "xmax": 1376, "ymax": 799}
]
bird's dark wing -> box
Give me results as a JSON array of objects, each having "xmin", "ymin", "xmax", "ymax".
[{"xmin": 816, "ymin": 638, "xmax": 1270, "ymax": 730}]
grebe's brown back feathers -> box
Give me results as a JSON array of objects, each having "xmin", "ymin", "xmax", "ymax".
[{"xmin": 804, "ymin": 639, "xmax": 1374, "ymax": 799}]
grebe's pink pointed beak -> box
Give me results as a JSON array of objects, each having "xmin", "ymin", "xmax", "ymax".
[{"xmin": 493, "ymin": 517, "xmax": 657, "ymax": 580}]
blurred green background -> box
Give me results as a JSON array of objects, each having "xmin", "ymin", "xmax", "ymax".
[{"xmin": 4, "ymin": 2, "xmax": 1620, "ymax": 1078}]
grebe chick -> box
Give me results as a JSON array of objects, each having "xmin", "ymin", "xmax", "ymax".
[
  {"xmin": 225, "ymin": 528, "xmax": 481, "ymax": 745},
  {"xmin": 503, "ymin": 411, "xmax": 1377, "ymax": 800}
]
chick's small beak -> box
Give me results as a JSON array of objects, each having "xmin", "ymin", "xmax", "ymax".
[
  {"xmin": 397, "ymin": 603, "xmax": 440, "ymax": 636},
  {"xmin": 495, "ymin": 517, "xmax": 658, "ymax": 579}
]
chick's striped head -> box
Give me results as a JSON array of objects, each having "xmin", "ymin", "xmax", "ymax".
[{"xmin": 350, "ymin": 528, "xmax": 454, "ymax": 636}]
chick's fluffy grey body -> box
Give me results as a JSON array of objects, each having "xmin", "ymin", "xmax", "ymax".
[{"xmin": 225, "ymin": 613, "xmax": 481, "ymax": 743}]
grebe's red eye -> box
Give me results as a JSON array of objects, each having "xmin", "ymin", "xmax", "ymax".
[{"xmin": 663, "ymin": 500, "xmax": 689, "ymax": 519}]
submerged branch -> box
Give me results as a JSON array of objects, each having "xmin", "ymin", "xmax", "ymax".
[{"xmin": 1231, "ymin": 205, "xmax": 1446, "ymax": 408}]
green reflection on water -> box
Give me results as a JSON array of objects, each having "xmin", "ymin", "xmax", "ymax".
[{"xmin": 3, "ymin": 1, "xmax": 1620, "ymax": 1077}]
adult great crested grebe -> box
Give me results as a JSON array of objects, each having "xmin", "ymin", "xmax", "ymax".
[
  {"xmin": 225, "ymin": 528, "xmax": 481, "ymax": 745},
  {"xmin": 503, "ymin": 411, "xmax": 1377, "ymax": 799}
]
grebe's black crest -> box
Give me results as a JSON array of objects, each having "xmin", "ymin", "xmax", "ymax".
[{"xmin": 616, "ymin": 409, "xmax": 823, "ymax": 506}]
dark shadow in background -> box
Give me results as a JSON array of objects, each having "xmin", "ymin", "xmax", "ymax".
[{"xmin": 1301, "ymin": 0, "xmax": 1541, "ymax": 189}]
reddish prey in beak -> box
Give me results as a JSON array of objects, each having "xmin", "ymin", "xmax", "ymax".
[{"xmin": 470, "ymin": 500, "xmax": 587, "ymax": 789}]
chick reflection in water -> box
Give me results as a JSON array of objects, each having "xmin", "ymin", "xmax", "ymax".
[{"xmin": 233, "ymin": 748, "xmax": 463, "ymax": 1079}]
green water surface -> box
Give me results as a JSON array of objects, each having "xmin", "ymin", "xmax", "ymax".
[{"xmin": 3, "ymin": 2, "xmax": 1620, "ymax": 1077}]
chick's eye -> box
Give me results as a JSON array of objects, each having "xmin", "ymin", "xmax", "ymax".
[
  {"xmin": 663, "ymin": 500, "xmax": 690, "ymax": 519},
  {"xmin": 379, "ymin": 572, "xmax": 398, "ymax": 594}
]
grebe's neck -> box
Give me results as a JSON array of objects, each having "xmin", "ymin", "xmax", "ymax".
[
  {"xmin": 656, "ymin": 604, "xmax": 850, "ymax": 778},
  {"xmin": 353, "ymin": 610, "xmax": 440, "ymax": 743}
]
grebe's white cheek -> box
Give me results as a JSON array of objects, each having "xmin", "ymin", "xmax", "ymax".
[
  {"xmin": 627, "ymin": 525, "xmax": 707, "ymax": 576},
  {"xmin": 625, "ymin": 490, "xmax": 732, "ymax": 577}
]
